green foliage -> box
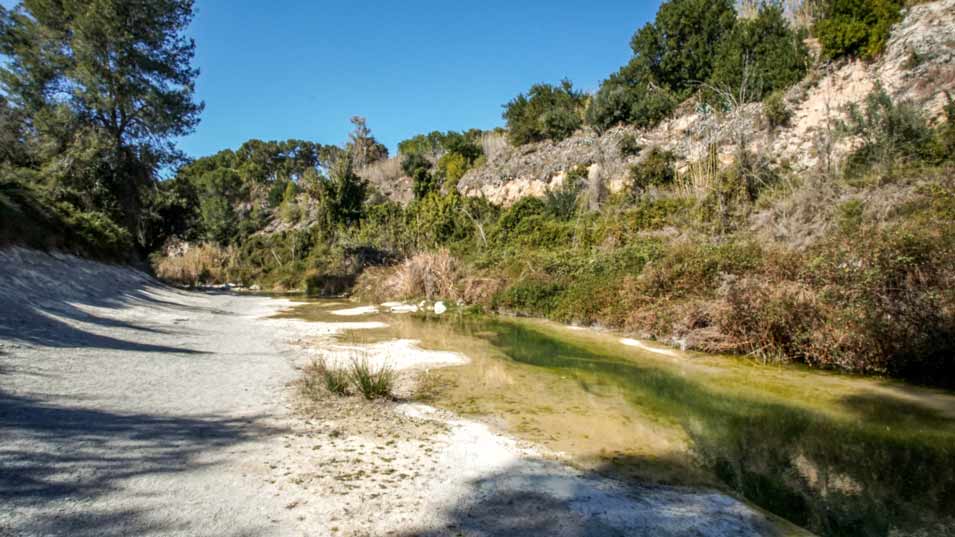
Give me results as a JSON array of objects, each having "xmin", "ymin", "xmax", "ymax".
[
  {"xmin": 930, "ymin": 93, "xmax": 955, "ymax": 163},
  {"xmin": 195, "ymin": 168, "xmax": 243, "ymax": 244},
  {"xmin": 543, "ymin": 164, "xmax": 587, "ymax": 219},
  {"xmin": 493, "ymin": 279, "xmax": 566, "ymax": 316},
  {"xmin": 321, "ymin": 155, "xmax": 367, "ymax": 226},
  {"xmin": 630, "ymin": 0, "xmax": 737, "ymax": 99},
  {"xmin": 708, "ymin": 4, "xmax": 808, "ymax": 102},
  {"xmin": 348, "ymin": 357, "xmax": 395, "ymax": 400},
  {"xmin": 436, "ymin": 152, "xmax": 468, "ymax": 190},
  {"xmin": 503, "ymin": 79, "xmax": 585, "ymax": 145},
  {"xmin": 640, "ymin": 239, "xmax": 766, "ymax": 300},
  {"xmin": 813, "ymin": 0, "xmax": 904, "ymax": 59},
  {"xmin": 763, "ymin": 91, "xmax": 792, "ymax": 130},
  {"xmin": 302, "ymin": 359, "xmax": 351, "ymax": 397},
  {"xmin": 409, "ymin": 192, "xmax": 472, "ymax": 249},
  {"xmin": 588, "ymin": 65, "xmax": 678, "ymax": 131},
  {"xmin": 403, "ymin": 153, "xmax": 437, "ymax": 200},
  {"xmin": 0, "ymin": 179, "xmax": 132, "ymax": 260},
  {"xmin": 629, "ymin": 148, "xmax": 677, "ymax": 192},
  {"xmin": 618, "ymin": 134, "xmax": 643, "ymax": 158},
  {"xmin": 840, "ymin": 85, "xmax": 934, "ymax": 176},
  {"xmin": 400, "ymin": 130, "xmax": 484, "ymax": 198},
  {"xmin": 492, "ymin": 197, "xmax": 548, "ymax": 243},
  {"xmin": 279, "ymin": 181, "xmax": 302, "ymax": 223},
  {"xmin": 0, "ymin": 0, "xmax": 202, "ymax": 246}
]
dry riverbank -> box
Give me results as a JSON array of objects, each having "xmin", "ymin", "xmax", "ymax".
[{"xmin": 0, "ymin": 248, "xmax": 787, "ymax": 536}]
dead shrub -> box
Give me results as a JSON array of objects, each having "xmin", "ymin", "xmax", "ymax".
[
  {"xmin": 385, "ymin": 249, "xmax": 462, "ymax": 301},
  {"xmin": 718, "ymin": 276, "xmax": 820, "ymax": 362},
  {"xmin": 152, "ymin": 241, "xmax": 237, "ymax": 285}
]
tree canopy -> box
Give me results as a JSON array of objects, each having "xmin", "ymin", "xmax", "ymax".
[{"xmin": 0, "ymin": 0, "xmax": 203, "ymax": 246}]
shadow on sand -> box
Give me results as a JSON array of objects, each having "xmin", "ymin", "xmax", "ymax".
[{"xmin": 0, "ymin": 390, "xmax": 284, "ymax": 536}]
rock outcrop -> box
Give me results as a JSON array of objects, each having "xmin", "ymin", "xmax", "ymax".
[{"xmin": 458, "ymin": 0, "xmax": 955, "ymax": 206}]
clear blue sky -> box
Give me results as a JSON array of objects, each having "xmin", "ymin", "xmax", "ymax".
[
  {"xmin": 2, "ymin": 0, "xmax": 662, "ymax": 157},
  {"xmin": 180, "ymin": 0, "xmax": 661, "ymax": 157}
]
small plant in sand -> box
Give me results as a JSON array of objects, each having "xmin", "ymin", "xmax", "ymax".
[
  {"xmin": 348, "ymin": 356, "xmax": 395, "ymax": 400},
  {"xmin": 302, "ymin": 358, "xmax": 351, "ymax": 397}
]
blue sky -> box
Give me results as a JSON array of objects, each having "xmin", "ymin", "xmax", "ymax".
[{"xmin": 2, "ymin": 0, "xmax": 662, "ymax": 157}]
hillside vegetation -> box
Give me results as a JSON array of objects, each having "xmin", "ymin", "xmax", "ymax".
[{"xmin": 3, "ymin": 0, "xmax": 954, "ymax": 388}]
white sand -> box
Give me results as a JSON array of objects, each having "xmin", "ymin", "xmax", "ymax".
[
  {"xmin": 0, "ymin": 246, "xmax": 786, "ymax": 537},
  {"xmin": 329, "ymin": 305, "xmax": 379, "ymax": 316},
  {"xmin": 621, "ymin": 337, "xmax": 681, "ymax": 357},
  {"xmin": 312, "ymin": 339, "xmax": 469, "ymax": 371}
]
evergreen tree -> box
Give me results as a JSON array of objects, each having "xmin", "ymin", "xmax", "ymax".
[{"xmin": 0, "ymin": 0, "xmax": 203, "ymax": 242}]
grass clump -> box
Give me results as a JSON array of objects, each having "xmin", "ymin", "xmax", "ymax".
[
  {"xmin": 348, "ymin": 357, "xmax": 396, "ymax": 400},
  {"xmin": 301, "ymin": 359, "xmax": 351, "ymax": 398},
  {"xmin": 301, "ymin": 354, "xmax": 396, "ymax": 401}
]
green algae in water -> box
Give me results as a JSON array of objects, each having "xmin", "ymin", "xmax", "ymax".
[{"xmin": 283, "ymin": 301, "xmax": 955, "ymax": 537}]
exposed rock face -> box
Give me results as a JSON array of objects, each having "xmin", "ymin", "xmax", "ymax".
[{"xmin": 458, "ymin": 0, "xmax": 955, "ymax": 206}]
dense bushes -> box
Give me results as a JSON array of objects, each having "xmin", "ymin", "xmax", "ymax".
[
  {"xmin": 0, "ymin": 179, "xmax": 133, "ymax": 261},
  {"xmin": 503, "ymin": 80, "xmax": 586, "ymax": 145},
  {"xmin": 813, "ymin": 0, "xmax": 904, "ymax": 59},
  {"xmin": 841, "ymin": 85, "xmax": 938, "ymax": 175},
  {"xmin": 629, "ymin": 148, "xmax": 677, "ymax": 192},
  {"xmin": 588, "ymin": 0, "xmax": 806, "ymax": 131},
  {"xmin": 708, "ymin": 4, "xmax": 809, "ymax": 101}
]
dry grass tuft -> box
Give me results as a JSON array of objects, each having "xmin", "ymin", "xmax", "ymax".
[
  {"xmin": 480, "ymin": 131, "xmax": 510, "ymax": 162},
  {"xmin": 151, "ymin": 241, "xmax": 238, "ymax": 286},
  {"xmin": 358, "ymin": 157, "xmax": 404, "ymax": 185}
]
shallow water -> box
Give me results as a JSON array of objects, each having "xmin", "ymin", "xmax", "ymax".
[{"xmin": 282, "ymin": 301, "xmax": 955, "ymax": 537}]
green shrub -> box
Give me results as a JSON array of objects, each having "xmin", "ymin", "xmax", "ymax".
[
  {"xmin": 402, "ymin": 153, "xmax": 436, "ymax": 200},
  {"xmin": 929, "ymin": 93, "xmax": 955, "ymax": 163},
  {"xmin": 763, "ymin": 91, "xmax": 792, "ymax": 130},
  {"xmin": 618, "ymin": 133, "xmax": 643, "ymax": 157},
  {"xmin": 493, "ymin": 279, "xmax": 566, "ymax": 316},
  {"xmin": 813, "ymin": 0, "xmax": 904, "ymax": 59},
  {"xmin": 629, "ymin": 148, "xmax": 677, "ymax": 192},
  {"xmin": 841, "ymin": 85, "xmax": 934, "ymax": 176},
  {"xmin": 0, "ymin": 180, "xmax": 133, "ymax": 261},
  {"xmin": 640, "ymin": 239, "xmax": 765, "ymax": 300},
  {"xmin": 492, "ymin": 197, "xmax": 547, "ymax": 240},
  {"xmin": 349, "ymin": 356, "xmax": 395, "ymax": 400},
  {"xmin": 544, "ymin": 164, "xmax": 587, "ymax": 219},
  {"xmin": 587, "ymin": 68, "xmax": 678, "ymax": 132},
  {"xmin": 503, "ymin": 79, "xmax": 586, "ymax": 145},
  {"xmin": 708, "ymin": 4, "xmax": 808, "ymax": 103},
  {"xmin": 302, "ymin": 359, "xmax": 351, "ymax": 398}
]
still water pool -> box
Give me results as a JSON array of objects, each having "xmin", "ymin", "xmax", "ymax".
[{"xmin": 282, "ymin": 301, "xmax": 955, "ymax": 537}]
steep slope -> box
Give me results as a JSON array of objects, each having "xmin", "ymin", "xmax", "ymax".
[{"xmin": 458, "ymin": 0, "xmax": 955, "ymax": 205}]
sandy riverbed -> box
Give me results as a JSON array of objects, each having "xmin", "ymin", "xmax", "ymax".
[{"xmin": 0, "ymin": 247, "xmax": 788, "ymax": 536}]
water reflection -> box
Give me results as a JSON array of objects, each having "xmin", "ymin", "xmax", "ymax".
[{"xmin": 283, "ymin": 302, "xmax": 955, "ymax": 537}]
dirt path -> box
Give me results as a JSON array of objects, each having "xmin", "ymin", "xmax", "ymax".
[{"xmin": 0, "ymin": 248, "xmax": 788, "ymax": 536}]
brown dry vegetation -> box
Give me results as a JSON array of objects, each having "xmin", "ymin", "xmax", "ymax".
[{"xmin": 151, "ymin": 241, "xmax": 238, "ymax": 286}]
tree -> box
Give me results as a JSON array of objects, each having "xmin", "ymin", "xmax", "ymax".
[
  {"xmin": 0, "ymin": 0, "xmax": 203, "ymax": 243},
  {"xmin": 347, "ymin": 116, "xmax": 388, "ymax": 168},
  {"xmin": 195, "ymin": 168, "xmax": 242, "ymax": 244},
  {"xmin": 630, "ymin": 0, "xmax": 737, "ymax": 98},
  {"xmin": 708, "ymin": 4, "xmax": 808, "ymax": 103},
  {"xmin": 402, "ymin": 153, "xmax": 436, "ymax": 201},
  {"xmin": 503, "ymin": 79, "xmax": 585, "ymax": 146},
  {"xmin": 813, "ymin": 0, "xmax": 903, "ymax": 59},
  {"xmin": 322, "ymin": 154, "xmax": 367, "ymax": 226},
  {"xmin": 587, "ymin": 0, "xmax": 735, "ymax": 131}
]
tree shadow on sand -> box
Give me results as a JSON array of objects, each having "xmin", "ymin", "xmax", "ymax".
[
  {"xmin": 393, "ymin": 457, "xmax": 779, "ymax": 537},
  {"xmin": 0, "ymin": 390, "xmax": 286, "ymax": 536}
]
